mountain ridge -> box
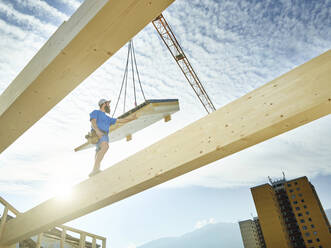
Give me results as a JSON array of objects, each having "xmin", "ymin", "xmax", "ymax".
[{"xmin": 137, "ymin": 209, "xmax": 331, "ymax": 248}]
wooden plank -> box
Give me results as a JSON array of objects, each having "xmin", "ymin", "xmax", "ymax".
[
  {"xmin": 164, "ymin": 115, "xmax": 171, "ymax": 122},
  {"xmin": 126, "ymin": 134, "xmax": 132, "ymax": 142},
  {"xmin": 79, "ymin": 234, "xmax": 86, "ymax": 248},
  {"xmin": 58, "ymin": 225, "xmax": 105, "ymax": 241},
  {"xmin": 92, "ymin": 238, "xmax": 96, "ymax": 248},
  {"xmin": 0, "ymin": 0, "xmax": 175, "ymax": 154},
  {"xmin": 0, "ymin": 207, "xmax": 8, "ymax": 240},
  {"xmin": 60, "ymin": 227, "xmax": 66, "ymax": 248},
  {"xmin": 1, "ymin": 50, "xmax": 331, "ymax": 245},
  {"xmin": 0, "ymin": 198, "xmax": 19, "ymax": 216},
  {"xmin": 109, "ymin": 99, "xmax": 179, "ymax": 142},
  {"xmin": 36, "ymin": 233, "xmax": 43, "ymax": 248}
]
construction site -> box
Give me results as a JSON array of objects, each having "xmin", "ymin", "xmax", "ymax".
[{"xmin": 0, "ymin": 0, "xmax": 330, "ymax": 247}]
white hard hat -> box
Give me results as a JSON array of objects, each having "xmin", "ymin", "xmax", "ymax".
[{"xmin": 98, "ymin": 99, "xmax": 110, "ymax": 106}]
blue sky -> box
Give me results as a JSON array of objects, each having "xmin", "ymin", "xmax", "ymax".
[{"xmin": 0, "ymin": 0, "xmax": 330, "ymax": 247}]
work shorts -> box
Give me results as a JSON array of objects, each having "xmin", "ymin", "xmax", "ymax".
[{"xmin": 95, "ymin": 134, "xmax": 109, "ymax": 152}]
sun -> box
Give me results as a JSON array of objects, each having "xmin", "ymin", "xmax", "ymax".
[{"xmin": 41, "ymin": 180, "xmax": 74, "ymax": 201}]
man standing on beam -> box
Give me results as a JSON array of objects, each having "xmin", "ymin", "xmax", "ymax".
[{"xmin": 89, "ymin": 99, "xmax": 136, "ymax": 177}]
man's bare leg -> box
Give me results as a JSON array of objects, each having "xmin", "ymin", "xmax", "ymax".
[{"xmin": 91, "ymin": 142, "xmax": 109, "ymax": 175}]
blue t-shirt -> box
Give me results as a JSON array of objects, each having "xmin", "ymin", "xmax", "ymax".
[{"xmin": 89, "ymin": 110, "xmax": 117, "ymax": 133}]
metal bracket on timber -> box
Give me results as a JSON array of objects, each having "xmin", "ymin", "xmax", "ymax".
[
  {"xmin": 0, "ymin": 0, "xmax": 175, "ymax": 154},
  {"xmin": 1, "ymin": 51, "xmax": 330, "ymax": 245}
]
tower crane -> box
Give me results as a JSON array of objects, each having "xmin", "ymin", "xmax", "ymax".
[{"xmin": 152, "ymin": 14, "xmax": 216, "ymax": 114}]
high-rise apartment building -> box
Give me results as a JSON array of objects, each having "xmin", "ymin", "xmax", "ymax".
[
  {"xmin": 250, "ymin": 176, "xmax": 331, "ymax": 248},
  {"xmin": 239, "ymin": 218, "xmax": 266, "ymax": 248}
]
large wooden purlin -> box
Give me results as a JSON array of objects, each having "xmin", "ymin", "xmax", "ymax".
[
  {"xmin": 1, "ymin": 50, "xmax": 330, "ymax": 246},
  {"xmin": 0, "ymin": 0, "xmax": 175, "ymax": 154}
]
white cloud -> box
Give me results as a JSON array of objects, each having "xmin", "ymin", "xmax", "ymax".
[
  {"xmin": 194, "ymin": 218, "xmax": 216, "ymax": 229},
  {"xmin": 14, "ymin": 0, "xmax": 69, "ymax": 22},
  {"xmin": 0, "ymin": 18, "xmax": 26, "ymax": 39},
  {"xmin": 55, "ymin": 0, "xmax": 82, "ymax": 11},
  {"xmin": 0, "ymin": 2, "xmax": 56, "ymax": 37},
  {"xmin": 0, "ymin": 182, "xmax": 34, "ymax": 195}
]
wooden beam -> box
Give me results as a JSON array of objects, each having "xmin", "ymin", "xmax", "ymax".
[
  {"xmin": 58, "ymin": 225, "xmax": 105, "ymax": 241},
  {"xmin": 1, "ymin": 50, "xmax": 330, "ymax": 245},
  {"xmin": 0, "ymin": 197, "xmax": 19, "ymax": 216},
  {"xmin": 79, "ymin": 234, "xmax": 86, "ymax": 248},
  {"xmin": 0, "ymin": 0, "xmax": 175, "ymax": 154},
  {"xmin": 92, "ymin": 238, "xmax": 96, "ymax": 248},
  {"xmin": 164, "ymin": 114, "xmax": 171, "ymax": 122},
  {"xmin": 36, "ymin": 234, "xmax": 43, "ymax": 248},
  {"xmin": 126, "ymin": 134, "xmax": 132, "ymax": 142},
  {"xmin": 60, "ymin": 227, "xmax": 66, "ymax": 248},
  {"xmin": 0, "ymin": 207, "xmax": 8, "ymax": 240}
]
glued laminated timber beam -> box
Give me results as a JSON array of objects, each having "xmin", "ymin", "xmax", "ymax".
[
  {"xmin": 0, "ymin": 0, "xmax": 175, "ymax": 154},
  {"xmin": 1, "ymin": 50, "xmax": 330, "ymax": 245}
]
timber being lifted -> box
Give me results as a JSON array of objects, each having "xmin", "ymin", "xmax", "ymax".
[{"xmin": 75, "ymin": 99, "xmax": 180, "ymax": 152}]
